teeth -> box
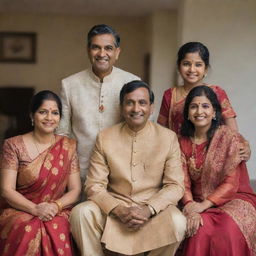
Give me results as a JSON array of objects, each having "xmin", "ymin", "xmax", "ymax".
[{"xmin": 195, "ymin": 116, "xmax": 205, "ymax": 120}]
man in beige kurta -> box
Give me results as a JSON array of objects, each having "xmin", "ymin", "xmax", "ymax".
[
  {"xmin": 57, "ymin": 24, "xmax": 139, "ymax": 180},
  {"xmin": 70, "ymin": 81, "xmax": 186, "ymax": 256}
]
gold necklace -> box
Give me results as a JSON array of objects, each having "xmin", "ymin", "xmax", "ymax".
[
  {"xmin": 32, "ymin": 132, "xmax": 55, "ymax": 155},
  {"xmin": 188, "ymin": 136, "xmax": 207, "ymax": 179}
]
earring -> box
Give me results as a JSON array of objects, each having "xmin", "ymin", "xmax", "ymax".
[
  {"xmin": 187, "ymin": 117, "xmax": 190, "ymax": 120},
  {"xmin": 213, "ymin": 116, "xmax": 216, "ymax": 120},
  {"xmin": 31, "ymin": 119, "xmax": 34, "ymax": 126},
  {"xmin": 203, "ymin": 73, "xmax": 207, "ymax": 78}
]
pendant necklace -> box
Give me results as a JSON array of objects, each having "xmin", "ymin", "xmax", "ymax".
[{"xmin": 32, "ymin": 132, "xmax": 55, "ymax": 155}]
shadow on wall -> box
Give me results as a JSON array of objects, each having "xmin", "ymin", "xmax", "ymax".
[
  {"xmin": 0, "ymin": 87, "xmax": 34, "ymax": 148},
  {"xmin": 250, "ymin": 180, "xmax": 256, "ymax": 192}
]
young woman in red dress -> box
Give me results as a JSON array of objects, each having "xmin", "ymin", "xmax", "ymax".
[
  {"xmin": 157, "ymin": 42, "xmax": 249, "ymax": 160},
  {"xmin": 179, "ymin": 85, "xmax": 256, "ymax": 256}
]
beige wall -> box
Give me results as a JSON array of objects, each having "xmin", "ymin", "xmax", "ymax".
[
  {"xmin": 178, "ymin": 0, "xmax": 256, "ymax": 179},
  {"xmin": 0, "ymin": 13, "xmax": 150, "ymax": 93},
  {"xmin": 150, "ymin": 11, "xmax": 178, "ymax": 120}
]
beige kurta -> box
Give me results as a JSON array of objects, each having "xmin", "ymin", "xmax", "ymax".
[
  {"xmin": 57, "ymin": 67, "xmax": 140, "ymax": 179},
  {"xmin": 86, "ymin": 121, "xmax": 185, "ymax": 255}
]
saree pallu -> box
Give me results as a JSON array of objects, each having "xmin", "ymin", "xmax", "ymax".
[
  {"xmin": 0, "ymin": 135, "xmax": 78, "ymax": 256},
  {"xmin": 179, "ymin": 126, "xmax": 256, "ymax": 256},
  {"xmin": 157, "ymin": 85, "xmax": 236, "ymax": 135}
]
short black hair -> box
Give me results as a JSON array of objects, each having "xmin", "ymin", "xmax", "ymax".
[
  {"xmin": 87, "ymin": 24, "xmax": 120, "ymax": 48},
  {"xmin": 177, "ymin": 42, "xmax": 210, "ymax": 68},
  {"xmin": 181, "ymin": 85, "xmax": 223, "ymax": 142},
  {"xmin": 119, "ymin": 80, "xmax": 154, "ymax": 105},
  {"xmin": 30, "ymin": 90, "xmax": 62, "ymax": 118}
]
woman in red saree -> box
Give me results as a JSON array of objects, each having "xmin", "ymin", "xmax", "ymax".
[
  {"xmin": 157, "ymin": 42, "xmax": 249, "ymax": 160},
  {"xmin": 0, "ymin": 90, "xmax": 81, "ymax": 255},
  {"xmin": 179, "ymin": 85, "xmax": 256, "ymax": 256}
]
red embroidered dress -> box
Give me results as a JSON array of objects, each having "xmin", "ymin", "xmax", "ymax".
[
  {"xmin": 179, "ymin": 126, "xmax": 256, "ymax": 256},
  {"xmin": 157, "ymin": 85, "xmax": 236, "ymax": 135},
  {"xmin": 0, "ymin": 135, "xmax": 79, "ymax": 256}
]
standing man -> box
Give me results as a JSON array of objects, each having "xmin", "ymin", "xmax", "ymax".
[
  {"xmin": 57, "ymin": 24, "xmax": 140, "ymax": 179},
  {"xmin": 71, "ymin": 81, "xmax": 186, "ymax": 256}
]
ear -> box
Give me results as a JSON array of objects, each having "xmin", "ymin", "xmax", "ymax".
[
  {"xmin": 150, "ymin": 104, "xmax": 154, "ymax": 115},
  {"xmin": 115, "ymin": 47, "xmax": 121, "ymax": 60}
]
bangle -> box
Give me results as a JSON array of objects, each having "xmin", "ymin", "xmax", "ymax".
[{"xmin": 53, "ymin": 200, "xmax": 63, "ymax": 213}]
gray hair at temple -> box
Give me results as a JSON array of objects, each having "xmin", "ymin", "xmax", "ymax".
[
  {"xmin": 87, "ymin": 24, "xmax": 120, "ymax": 48},
  {"xmin": 119, "ymin": 80, "xmax": 154, "ymax": 105}
]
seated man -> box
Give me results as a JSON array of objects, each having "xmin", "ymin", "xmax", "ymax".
[{"xmin": 70, "ymin": 80, "xmax": 186, "ymax": 256}]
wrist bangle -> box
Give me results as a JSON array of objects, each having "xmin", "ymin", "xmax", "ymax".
[{"xmin": 53, "ymin": 200, "xmax": 63, "ymax": 213}]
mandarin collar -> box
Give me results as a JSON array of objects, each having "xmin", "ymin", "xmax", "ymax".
[
  {"xmin": 123, "ymin": 121, "xmax": 151, "ymax": 137},
  {"xmin": 88, "ymin": 66, "xmax": 116, "ymax": 83}
]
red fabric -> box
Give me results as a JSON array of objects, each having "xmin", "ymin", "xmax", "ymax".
[
  {"xmin": 157, "ymin": 85, "xmax": 236, "ymax": 135},
  {"xmin": 182, "ymin": 208, "xmax": 251, "ymax": 256},
  {"xmin": 179, "ymin": 126, "xmax": 256, "ymax": 256},
  {"xmin": 0, "ymin": 137, "xmax": 74, "ymax": 255}
]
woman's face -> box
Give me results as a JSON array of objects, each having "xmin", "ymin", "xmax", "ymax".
[
  {"xmin": 179, "ymin": 52, "xmax": 207, "ymax": 86},
  {"xmin": 33, "ymin": 100, "xmax": 60, "ymax": 135},
  {"xmin": 188, "ymin": 95, "xmax": 215, "ymax": 132}
]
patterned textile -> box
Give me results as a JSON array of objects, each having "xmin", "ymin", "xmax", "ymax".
[
  {"xmin": 0, "ymin": 135, "xmax": 79, "ymax": 255},
  {"xmin": 179, "ymin": 126, "xmax": 256, "ymax": 255},
  {"xmin": 157, "ymin": 85, "xmax": 236, "ymax": 135}
]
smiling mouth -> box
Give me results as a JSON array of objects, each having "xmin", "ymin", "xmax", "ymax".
[{"xmin": 194, "ymin": 116, "xmax": 206, "ymax": 120}]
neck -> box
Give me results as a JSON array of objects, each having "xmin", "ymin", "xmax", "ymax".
[
  {"xmin": 33, "ymin": 130, "xmax": 55, "ymax": 144},
  {"xmin": 194, "ymin": 128, "xmax": 208, "ymax": 142},
  {"xmin": 183, "ymin": 81, "xmax": 205, "ymax": 90},
  {"xmin": 92, "ymin": 68, "xmax": 112, "ymax": 82}
]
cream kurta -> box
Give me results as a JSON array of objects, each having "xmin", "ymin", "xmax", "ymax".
[
  {"xmin": 86, "ymin": 121, "xmax": 185, "ymax": 255},
  {"xmin": 57, "ymin": 67, "xmax": 139, "ymax": 179}
]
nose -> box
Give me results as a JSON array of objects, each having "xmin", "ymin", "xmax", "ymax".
[
  {"xmin": 45, "ymin": 112, "xmax": 52, "ymax": 120},
  {"xmin": 98, "ymin": 48, "xmax": 106, "ymax": 57},
  {"xmin": 189, "ymin": 64, "xmax": 196, "ymax": 72},
  {"xmin": 132, "ymin": 102, "xmax": 140, "ymax": 112},
  {"xmin": 196, "ymin": 105, "xmax": 203, "ymax": 114}
]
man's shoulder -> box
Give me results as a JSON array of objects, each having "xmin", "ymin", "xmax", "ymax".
[
  {"xmin": 112, "ymin": 67, "xmax": 140, "ymax": 81},
  {"xmin": 98, "ymin": 122, "xmax": 124, "ymax": 138},
  {"xmin": 62, "ymin": 70, "xmax": 88, "ymax": 83},
  {"xmin": 150, "ymin": 122, "xmax": 177, "ymax": 139}
]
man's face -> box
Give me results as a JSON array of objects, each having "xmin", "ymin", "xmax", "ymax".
[
  {"xmin": 122, "ymin": 87, "xmax": 153, "ymax": 132},
  {"xmin": 88, "ymin": 33, "xmax": 120, "ymax": 79}
]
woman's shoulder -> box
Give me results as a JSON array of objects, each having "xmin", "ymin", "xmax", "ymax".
[
  {"xmin": 163, "ymin": 86, "xmax": 176, "ymax": 96},
  {"xmin": 214, "ymin": 125, "xmax": 240, "ymax": 144},
  {"xmin": 178, "ymin": 136, "xmax": 192, "ymax": 154},
  {"xmin": 3, "ymin": 134, "xmax": 24, "ymax": 149},
  {"xmin": 57, "ymin": 134, "xmax": 76, "ymax": 142},
  {"xmin": 57, "ymin": 135, "xmax": 77, "ymax": 149},
  {"xmin": 208, "ymin": 84, "xmax": 227, "ymax": 93}
]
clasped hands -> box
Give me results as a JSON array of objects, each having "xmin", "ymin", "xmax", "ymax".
[
  {"xmin": 111, "ymin": 204, "xmax": 151, "ymax": 231},
  {"xmin": 33, "ymin": 202, "xmax": 59, "ymax": 222},
  {"xmin": 183, "ymin": 200, "xmax": 212, "ymax": 238}
]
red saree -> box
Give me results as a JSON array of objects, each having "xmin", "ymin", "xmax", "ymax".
[
  {"xmin": 179, "ymin": 126, "xmax": 256, "ymax": 256},
  {"xmin": 157, "ymin": 85, "xmax": 236, "ymax": 135},
  {"xmin": 0, "ymin": 135, "xmax": 79, "ymax": 256}
]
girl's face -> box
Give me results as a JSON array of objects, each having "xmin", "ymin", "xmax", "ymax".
[{"xmin": 179, "ymin": 52, "xmax": 207, "ymax": 86}]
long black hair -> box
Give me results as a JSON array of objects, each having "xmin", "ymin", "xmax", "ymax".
[{"xmin": 180, "ymin": 85, "xmax": 223, "ymax": 142}]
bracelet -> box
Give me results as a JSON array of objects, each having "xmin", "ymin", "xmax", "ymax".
[{"xmin": 53, "ymin": 200, "xmax": 63, "ymax": 213}]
